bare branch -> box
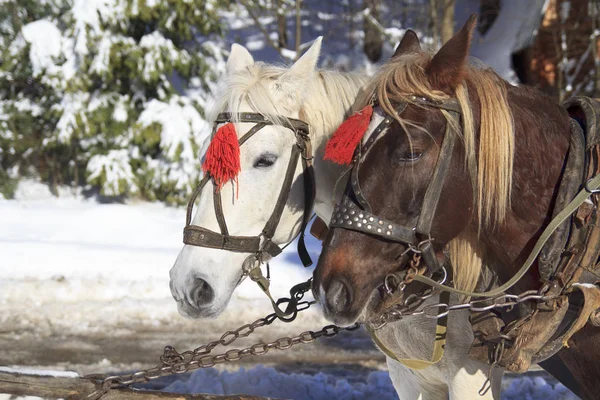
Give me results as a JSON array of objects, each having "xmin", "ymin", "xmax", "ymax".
[{"xmin": 238, "ymin": 0, "xmax": 287, "ymax": 58}]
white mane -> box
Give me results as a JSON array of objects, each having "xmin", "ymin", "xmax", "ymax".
[{"xmin": 208, "ymin": 63, "xmax": 367, "ymax": 142}]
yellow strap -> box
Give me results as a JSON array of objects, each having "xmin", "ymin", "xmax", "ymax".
[{"xmin": 368, "ymin": 291, "xmax": 449, "ymax": 370}]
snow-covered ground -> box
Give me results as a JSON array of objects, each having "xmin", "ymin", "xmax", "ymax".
[{"xmin": 0, "ymin": 180, "xmax": 580, "ymax": 399}]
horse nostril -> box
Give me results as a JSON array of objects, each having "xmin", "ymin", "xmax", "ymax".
[
  {"xmin": 325, "ymin": 278, "xmax": 353, "ymax": 314},
  {"xmin": 190, "ymin": 277, "xmax": 215, "ymax": 307}
]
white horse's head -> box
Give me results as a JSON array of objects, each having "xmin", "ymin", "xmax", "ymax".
[{"xmin": 170, "ymin": 38, "xmax": 366, "ymax": 319}]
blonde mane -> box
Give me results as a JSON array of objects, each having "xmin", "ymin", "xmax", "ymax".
[
  {"xmin": 209, "ymin": 63, "xmax": 367, "ymax": 142},
  {"xmin": 355, "ymin": 52, "xmax": 514, "ymax": 293}
]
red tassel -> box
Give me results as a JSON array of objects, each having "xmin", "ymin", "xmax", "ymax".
[
  {"xmin": 324, "ymin": 105, "xmax": 373, "ymax": 165},
  {"xmin": 202, "ymin": 123, "xmax": 240, "ymax": 194}
]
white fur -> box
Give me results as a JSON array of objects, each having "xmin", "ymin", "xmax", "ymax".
[
  {"xmin": 169, "ymin": 41, "xmax": 504, "ymax": 399},
  {"xmin": 378, "ymin": 295, "xmax": 503, "ymax": 399}
]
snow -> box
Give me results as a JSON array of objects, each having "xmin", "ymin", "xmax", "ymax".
[
  {"xmin": 139, "ymin": 31, "xmax": 190, "ymax": 82},
  {"xmin": 0, "ymin": 367, "xmax": 78, "ymax": 378},
  {"xmin": 21, "ymin": 20, "xmax": 63, "ymax": 77},
  {"xmin": 113, "ymin": 98, "xmax": 129, "ymax": 122},
  {"xmin": 164, "ymin": 366, "xmax": 397, "ymax": 400},
  {"xmin": 0, "ymin": 179, "xmax": 319, "ymax": 338},
  {"xmin": 86, "ymin": 149, "xmax": 137, "ymax": 196},
  {"xmin": 160, "ymin": 366, "xmax": 578, "ymax": 400}
]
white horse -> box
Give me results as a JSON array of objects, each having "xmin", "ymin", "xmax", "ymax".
[{"xmin": 169, "ymin": 38, "xmax": 502, "ymax": 399}]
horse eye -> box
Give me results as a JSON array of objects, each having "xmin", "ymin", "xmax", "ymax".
[
  {"xmin": 253, "ymin": 153, "xmax": 278, "ymax": 168},
  {"xmin": 396, "ymin": 150, "xmax": 423, "ymax": 163}
]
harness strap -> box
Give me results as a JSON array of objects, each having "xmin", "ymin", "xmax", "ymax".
[
  {"xmin": 297, "ymin": 139, "xmax": 316, "ymax": 267},
  {"xmin": 413, "ymin": 172, "xmax": 600, "ymax": 297},
  {"xmin": 261, "ymin": 146, "xmax": 302, "ymax": 254},
  {"xmin": 367, "ymin": 291, "xmax": 450, "ymax": 369},
  {"xmin": 183, "ymin": 225, "xmax": 260, "ymax": 252},
  {"xmin": 415, "ymin": 111, "xmax": 459, "ymax": 273},
  {"xmin": 213, "ymin": 189, "xmax": 229, "ymax": 235}
]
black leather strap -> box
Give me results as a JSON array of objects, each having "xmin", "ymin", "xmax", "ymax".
[{"xmin": 183, "ymin": 225, "xmax": 260, "ymax": 252}]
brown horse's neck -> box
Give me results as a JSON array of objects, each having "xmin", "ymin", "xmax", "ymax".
[{"xmin": 476, "ymin": 86, "xmax": 572, "ymax": 290}]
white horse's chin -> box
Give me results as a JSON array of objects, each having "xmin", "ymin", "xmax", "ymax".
[
  {"xmin": 169, "ymin": 245, "xmax": 245, "ymax": 320},
  {"xmin": 175, "ymin": 298, "xmax": 228, "ymax": 320}
]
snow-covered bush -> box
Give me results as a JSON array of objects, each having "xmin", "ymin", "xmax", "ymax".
[{"xmin": 0, "ymin": 0, "xmax": 225, "ymax": 203}]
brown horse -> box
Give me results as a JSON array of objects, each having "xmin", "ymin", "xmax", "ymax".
[{"xmin": 314, "ymin": 16, "xmax": 600, "ymax": 400}]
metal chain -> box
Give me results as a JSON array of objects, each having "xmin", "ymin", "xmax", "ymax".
[
  {"xmin": 369, "ymin": 285, "xmax": 556, "ymax": 330},
  {"xmin": 86, "ymin": 266, "xmax": 556, "ymax": 399},
  {"xmin": 86, "ymin": 299, "xmax": 359, "ymax": 399}
]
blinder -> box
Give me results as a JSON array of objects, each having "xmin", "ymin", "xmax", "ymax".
[
  {"xmin": 183, "ymin": 111, "xmax": 316, "ymax": 270},
  {"xmin": 330, "ymin": 96, "xmax": 462, "ymax": 275}
]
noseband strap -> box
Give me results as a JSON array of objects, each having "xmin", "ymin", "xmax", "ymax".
[
  {"xmin": 330, "ymin": 98, "xmax": 461, "ymax": 274},
  {"xmin": 183, "ymin": 112, "xmax": 315, "ymax": 267}
]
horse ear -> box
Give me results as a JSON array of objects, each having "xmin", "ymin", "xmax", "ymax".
[
  {"xmin": 392, "ymin": 30, "xmax": 421, "ymax": 58},
  {"xmin": 276, "ymin": 37, "xmax": 322, "ymax": 105},
  {"xmin": 227, "ymin": 43, "xmax": 254, "ymax": 74},
  {"xmin": 285, "ymin": 36, "xmax": 322, "ymax": 80},
  {"xmin": 426, "ymin": 14, "xmax": 477, "ymax": 93}
]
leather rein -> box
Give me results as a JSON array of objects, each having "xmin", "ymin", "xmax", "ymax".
[{"xmin": 183, "ymin": 112, "xmax": 316, "ymax": 317}]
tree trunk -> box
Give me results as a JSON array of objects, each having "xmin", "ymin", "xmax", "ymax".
[
  {"xmin": 592, "ymin": 0, "xmax": 600, "ymax": 97},
  {"xmin": 440, "ymin": 0, "xmax": 455, "ymax": 44},
  {"xmin": 430, "ymin": 0, "xmax": 440, "ymax": 48},
  {"xmin": 295, "ymin": 0, "xmax": 302, "ymax": 58},
  {"xmin": 363, "ymin": 0, "xmax": 383, "ymax": 62},
  {"xmin": 0, "ymin": 370, "xmax": 278, "ymax": 400},
  {"xmin": 276, "ymin": 0, "xmax": 288, "ymax": 49}
]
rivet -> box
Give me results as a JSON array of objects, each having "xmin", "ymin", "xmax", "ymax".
[
  {"xmin": 353, "ymin": 217, "xmax": 358, "ymax": 221},
  {"xmin": 342, "ymin": 207, "xmax": 347, "ymax": 212},
  {"xmin": 388, "ymin": 224, "xmax": 393, "ymax": 229},
  {"xmin": 377, "ymin": 228, "xmax": 382, "ymax": 233},
  {"xmin": 350, "ymin": 210, "xmax": 355, "ymax": 215},
  {"xmin": 344, "ymin": 215, "xmax": 349, "ymax": 220},
  {"xmin": 386, "ymin": 231, "xmax": 391, "ymax": 235},
  {"xmin": 348, "ymin": 221, "xmax": 353, "ymax": 225},
  {"xmin": 369, "ymin": 217, "xmax": 374, "ymax": 222},
  {"xmin": 357, "ymin": 223, "xmax": 362, "ymax": 227},
  {"xmin": 359, "ymin": 214, "xmax": 364, "ymax": 218},
  {"xmin": 367, "ymin": 225, "xmax": 372, "ymax": 230},
  {"xmin": 362, "ymin": 219, "xmax": 367, "ymax": 224},
  {"xmin": 378, "ymin": 220, "xmax": 383, "ymax": 225},
  {"xmin": 200, "ymin": 234, "xmax": 205, "ymax": 239}
]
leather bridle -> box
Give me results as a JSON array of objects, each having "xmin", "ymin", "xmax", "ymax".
[
  {"xmin": 329, "ymin": 96, "xmax": 462, "ymax": 275},
  {"xmin": 183, "ymin": 112, "xmax": 315, "ymax": 315}
]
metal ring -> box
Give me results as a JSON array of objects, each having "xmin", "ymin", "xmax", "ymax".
[
  {"xmin": 384, "ymin": 274, "xmax": 400, "ymax": 295},
  {"xmin": 436, "ymin": 266, "xmax": 448, "ymax": 285},
  {"xmin": 417, "ymin": 236, "xmax": 435, "ymax": 250},
  {"xmin": 401, "ymin": 244, "xmax": 421, "ymax": 256},
  {"xmin": 585, "ymin": 178, "xmax": 600, "ymax": 194}
]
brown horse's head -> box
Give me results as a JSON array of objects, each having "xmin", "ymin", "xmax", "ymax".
[{"xmin": 314, "ymin": 16, "xmax": 519, "ymax": 326}]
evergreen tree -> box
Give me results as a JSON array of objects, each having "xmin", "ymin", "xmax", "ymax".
[{"xmin": 0, "ymin": 0, "xmax": 226, "ymax": 203}]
